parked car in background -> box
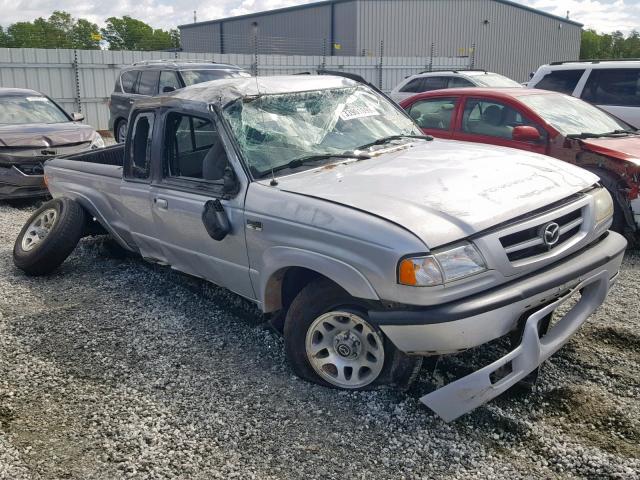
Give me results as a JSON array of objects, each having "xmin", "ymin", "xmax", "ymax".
[
  {"xmin": 389, "ymin": 70, "xmax": 522, "ymax": 103},
  {"xmin": 528, "ymin": 60, "xmax": 640, "ymax": 128},
  {"xmin": 109, "ymin": 60, "xmax": 251, "ymax": 142},
  {"xmin": 13, "ymin": 75, "xmax": 626, "ymax": 422},
  {"xmin": 0, "ymin": 88, "xmax": 103, "ymax": 200},
  {"xmin": 400, "ymin": 87, "xmax": 640, "ymax": 241}
]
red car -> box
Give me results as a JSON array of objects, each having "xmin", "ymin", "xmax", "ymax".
[{"xmin": 400, "ymin": 88, "xmax": 640, "ymax": 241}]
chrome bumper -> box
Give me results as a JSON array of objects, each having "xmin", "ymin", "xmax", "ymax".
[{"xmin": 421, "ymin": 268, "xmax": 617, "ymax": 422}]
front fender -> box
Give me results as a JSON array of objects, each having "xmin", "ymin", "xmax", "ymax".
[{"xmin": 255, "ymin": 246, "xmax": 380, "ymax": 312}]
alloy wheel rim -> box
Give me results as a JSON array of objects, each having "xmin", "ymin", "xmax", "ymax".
[
  {"xmin": 21, "ymin": 208, "xmax": 57, "ymax": 252},
  {"xmin": 305, "ymin": 311, "xmax": 385, "ymax": 389}
]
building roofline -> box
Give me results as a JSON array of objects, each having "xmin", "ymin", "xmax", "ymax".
[
  {"xmin": 494, "ymin": 0, "xmax": 583, "ymax": 27},
  {"xmin": 178, "ymin": 0, "xmax": 348, "ymax": 29},
  {"xmin": 179, "ymin": 0, "xmax": 584, "ymax": 30}
]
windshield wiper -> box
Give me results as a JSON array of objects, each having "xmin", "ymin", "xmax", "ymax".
[
  {"xmin": 355, "ymin": 134, "xmax": 433, "ymax": 150},
  {"xmin": 258, "ymin": 153, "xmax": 371, "ymax": 178},
  {"xmin": 567, "ymin": 129, "xmax": 639, "ymax": 139}
]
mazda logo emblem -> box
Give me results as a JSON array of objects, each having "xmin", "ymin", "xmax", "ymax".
[{"xmin": 541, "ymin": 222, "xmax": 561, "ymax": 247}]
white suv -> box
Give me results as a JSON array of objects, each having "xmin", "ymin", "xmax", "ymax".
[
  {"xmin": 389, "ymin": 70, "xmax": 522, "ymax": 103},
  {"xmin": 528, "ymin": 60, "xmax": 640, "ymax": 128}
]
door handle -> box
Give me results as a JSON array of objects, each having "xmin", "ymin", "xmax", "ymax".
[
  {"xmin": 154, "ymin": 197, "xmax": 168, "ymax": 209},
  {"xmin": 129, "ymin": 99, "xmax": 135, "ymax": 104}
]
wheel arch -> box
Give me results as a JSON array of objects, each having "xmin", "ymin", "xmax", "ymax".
[{"xmin": 258, "ymin": 247, "xmax": 380, "ymax": 314}]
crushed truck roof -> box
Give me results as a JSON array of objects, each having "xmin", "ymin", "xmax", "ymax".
[{"xmin": 162, "ymin": 75, "xmax": 360, "ymax": 108}]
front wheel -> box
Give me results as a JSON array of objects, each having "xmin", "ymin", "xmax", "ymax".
[{"xmin": 284, "ymin": 279, "xmax": 421, "ymax": 390}]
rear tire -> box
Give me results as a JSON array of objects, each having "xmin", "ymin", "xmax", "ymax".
[
  {"xmin": 115, "ymin": 120, "xmax": 127, "ymax": 143},
  {"xmin": 283, "ymin": 278, "xmax": 421, "ymax": 391},
  {"xmin": 13, "ymin": 198, "xmax": 86, "ymax": 276}
]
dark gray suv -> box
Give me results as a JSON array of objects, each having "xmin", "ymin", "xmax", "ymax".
[{"xmin": 108, "ymin": 60, "xmax": 250, "ymax": 142}]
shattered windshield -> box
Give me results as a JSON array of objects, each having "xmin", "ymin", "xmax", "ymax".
[{"xmin": 223, "ymin": 86, "xmax": 420, "ymax": 177}]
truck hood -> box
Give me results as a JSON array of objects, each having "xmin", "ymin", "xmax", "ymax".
[
  {"xmin": 269, "ymin": 140, "xmax": 598, "ymax": 248},
  {"xmin": 0, "ymin": 122, "xmax": 95, "ymax": 148},
  {"xmin": 581, "ymin": 136, "xmax": 640, "ymax": 167}
]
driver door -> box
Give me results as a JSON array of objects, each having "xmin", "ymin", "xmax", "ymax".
[{"xmin": 149, "ymin": 109, "xmax": 254, "ymax": 300}]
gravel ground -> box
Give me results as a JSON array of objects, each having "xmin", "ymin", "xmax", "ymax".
[{"xmin": 0, "ymin": 200, "xmax": 638, "ymax": 480}]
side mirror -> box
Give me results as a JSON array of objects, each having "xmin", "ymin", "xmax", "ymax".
[
  {"xmin": 162, "ymin": 86, "xmax": 176, "ymax": 93},
  {"xmin": 71, "ymin": 112, "xmax": 85, "ymax": 122},
  {"xmin": 202, "ymin": 199, "xmax": 231, "ymax": 241},
  {"xmin": 512, "ymin": 125, "xmax": 541, "ymax": 142}
]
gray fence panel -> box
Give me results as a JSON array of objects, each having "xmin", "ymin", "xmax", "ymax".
[{"xmin": 0, "ymin": 48, "xmax": 469, "ymax": 131}]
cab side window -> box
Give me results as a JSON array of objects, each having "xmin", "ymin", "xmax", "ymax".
[
  {"xmin": 125, "ymin": 112, "xmax": 154, "ymax": 181},
  {"xmin": 400, "ymin": 78, "xmax": 423, "ymax": 93},
  {"xmin": 582, "ymin": 68, "xmax": 640, "ymax": 107},
  {"xmin": 534, "ymin": 69, "xmax": 584, "ymax": 95},
  {"xmin": 164, "ymin": 112, "xmax": 229, "ymax": 183},
  {"xmin": 120, "ymin": 71, "xmax": 139, "ymax": 94},
  {"xmin": 408, "ymin": 98, "xmax": 456, "ymax": 130},
  {"xmin": 136, "ymin": 70, "xmax": 160, "ymax": 96},
  {"xmin": 158, "ymin": 71, "xmax": 181, "ymax": 94},
  {"xmin": 461, "ymin": 99, "xmax": 543, "ymax": 140}
]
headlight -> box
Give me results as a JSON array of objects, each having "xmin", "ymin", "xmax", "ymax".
[
  {"xmin": 398, "ymin": 243, "xmax": 487, "ymax": 286},
  {"xmin": 591, "ymin": 187, "xmax": 614, "ymax": 223},
  {"xmin": 90, "ymin": 132, "xmax": 105, "ymax": 149}
]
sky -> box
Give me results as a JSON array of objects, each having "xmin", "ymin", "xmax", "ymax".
[{"xmin": 0, "ymin": 0, "xmax": 638, "ymax": 33}]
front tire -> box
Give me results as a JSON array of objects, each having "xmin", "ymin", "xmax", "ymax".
[
  {"xmin": 13, "ymin": 198, "xmax": 86, "ymax": 276},
  {"xmin": 284, "ymin": 279, "xmax": 421, "ymax": 391}
]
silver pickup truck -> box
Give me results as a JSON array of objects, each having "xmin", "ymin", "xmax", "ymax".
[{"xmin": 13, "ymin": 75, "xmax": 627, "ymax": 421}]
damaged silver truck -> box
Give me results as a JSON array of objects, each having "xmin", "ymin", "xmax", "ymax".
[{"xmin": 13, "ymin": 75, "xmax": 627, "ymax": 421}]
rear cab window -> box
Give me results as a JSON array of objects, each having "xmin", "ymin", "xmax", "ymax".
[
  {"xmin": 125, "ymin": 112, "xmax": 155, "ymax": 181},
  {"xmin": 582, "ymin": 68, "xmax": 640, "ymax": 107},
  {"xmin": 534, "ymin": 69, "xmax": 585, "ymax": 95}
]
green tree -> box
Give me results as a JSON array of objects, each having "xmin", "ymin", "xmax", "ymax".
[
  {"xmin": 1, "ymin": 11, "xmax": 100, "ymax": 49},
  {"xmin": 101, "ymin": 16, "xmax": 176, "ymax": 51},
  {"xmin": 0, "ymin": 26, "xmax": 9, "ymax": 47},
  {"xmin": 580, "ymin": 29, "xmax": 640, "ymax": 59},
  {"xmin": 72, "ymin": 19, "xmax": 101, "ymax": 50}
]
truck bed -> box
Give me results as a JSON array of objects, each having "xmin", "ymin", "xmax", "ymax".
[
  {"xmin": 46, "ymin": 144, "xmax": 124, "ymax": 179},
  {"xmin": 60, "ymin": 144, "xmax": 124, "ymax": 166}
]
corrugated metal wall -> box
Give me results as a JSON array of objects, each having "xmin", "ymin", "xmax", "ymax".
[
  {"xmin": 0, "ymin": 48, "xmax": 468, "ymax": 130},
  {"xmin": 179, "ymin": 0, "xmax": 581, "ymax": 81},
  {"xmin": 354, "ymin": 0, "xmax": 581, "ymax": 81}
]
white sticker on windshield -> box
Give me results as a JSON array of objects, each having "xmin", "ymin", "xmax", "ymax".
[
  {"xmin": 339, "ymin": 105, "xmax": 380, "ymax": 121},
  {"xmin": 25, "ymin": 97, "xmax": 48, "ymax": 102}
]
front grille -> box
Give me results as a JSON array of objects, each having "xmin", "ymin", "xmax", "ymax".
[{"xmin": 499, "ymin": 207, "xmax": 583, "ymax": 262}]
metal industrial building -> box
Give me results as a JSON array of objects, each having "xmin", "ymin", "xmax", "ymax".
[{"xmin": 179, "ymin": 0, "xmax": 582, "ymax": 81}]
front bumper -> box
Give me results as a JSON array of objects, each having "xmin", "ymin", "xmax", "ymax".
[
  {"xmin": 0, "ymin": 164, "xmax": 47, "ymax": 199},
  {"xmin": 369, "ymin": 231, "xmax": 627, "ymax": 421}
]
